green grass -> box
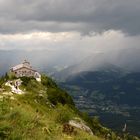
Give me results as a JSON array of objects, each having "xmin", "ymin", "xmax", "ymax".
[
  {"xmin": 0, "ymin": 93, "xmax": 103, "ymax": 140},
  {"xmin": 0, "ymin": 74, "xmax": 139, "ymax": 140}
]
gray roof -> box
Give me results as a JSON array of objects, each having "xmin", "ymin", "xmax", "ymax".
[{"xmin": 11, "ymin": 61, "xmax": 34, "ymax": 71}]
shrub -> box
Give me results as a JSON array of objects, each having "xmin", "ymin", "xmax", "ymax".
[
  {"xmin": 55, "ymin": 105, "xmax": 74, "ymax": 124},
  {"xmin": 20, "ymin": 77, "xmax": 35, "ymax": 87},
  {"xmin": 47, "ymin": 88, "xmax": 74, "ymax": 106},
  {"xmin": 41, "ymin": 74, "xmax": 57, "ymax": 88}
]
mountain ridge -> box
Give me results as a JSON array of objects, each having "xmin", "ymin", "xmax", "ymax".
[{"xmin": 0, "ymin": 73, "xmax": 139, "ymax": 139}]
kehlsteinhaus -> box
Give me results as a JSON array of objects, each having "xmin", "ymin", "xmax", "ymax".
[{"xmin": 10, "ymin": 60, "xmax": 41, "ymax": 80}]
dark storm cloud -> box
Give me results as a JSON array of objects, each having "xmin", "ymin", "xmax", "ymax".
[{"xmin": 0, "ymin": 0, "xmax": 140, "ymax": 35}]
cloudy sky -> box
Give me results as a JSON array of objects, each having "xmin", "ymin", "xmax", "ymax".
[{"xmin": 0, "ymin": 0, "xmax": 140, "ymax": 70}]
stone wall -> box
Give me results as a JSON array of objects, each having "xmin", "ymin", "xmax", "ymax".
[{"xmin": 13, "ymin": 67, "xmax": 35, "ymax": 77}]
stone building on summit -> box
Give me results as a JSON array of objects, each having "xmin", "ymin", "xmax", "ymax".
[{"xmin": 10, "ymin": 60, "xmax": 41, "ymax": 80}]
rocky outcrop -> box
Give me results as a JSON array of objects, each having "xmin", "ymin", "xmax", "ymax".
[
  {"xmin": 68, "ymin": 120, "xmax": 93, "ymax": 135},
  {"xmin": 5, "ymin": 79, "xmax": 24, "ymax": 94}
]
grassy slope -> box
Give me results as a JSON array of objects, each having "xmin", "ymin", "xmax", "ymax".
[
  {"xmin": 0, "ymin": 74, "xmax": 139, "ymax": 140},
  {"xmin": 0, "ymin": 75, "xmax": 103, "ymax": 140}
]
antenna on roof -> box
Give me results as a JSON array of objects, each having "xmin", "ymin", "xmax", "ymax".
[{"xmin": 23, "ymin": 59, "xmax": 30, "ymax": 64}]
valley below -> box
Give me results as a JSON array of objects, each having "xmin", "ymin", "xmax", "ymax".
[{"xmin": 56, "ymin": 70, "xmax": 140, "ymax": 137}]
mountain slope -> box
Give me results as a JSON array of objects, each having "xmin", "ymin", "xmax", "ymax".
[
  {"xmin": 65, "ymin": 71, "xmax": 140, "ymax": 106},
  {"xmin": 0, "ymin": 74, "xmax": 113, "ymax": 140}
]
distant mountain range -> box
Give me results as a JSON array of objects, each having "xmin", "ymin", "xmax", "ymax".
[
  {"xmin": 64, "ymin": 70, "xmax": 140, "ymax": 106},
  {"xmin": 1, "ymin": 47, "xmax": 140, "ymax": 76},
  {"xmin": 53, "ymin": 48, "xmax": 140, "ymax": 81},
  {"xmin": 53, "ymin": 62, "xmax": 140, "ymax": 137}
]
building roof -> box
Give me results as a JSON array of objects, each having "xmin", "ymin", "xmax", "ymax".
[
  {"xmin": 12, "ymin": 64, "xmax": 25, "ymax": 71},
  {"xmin": 11, "ymin": 60, "xmax": 35, "ymax": 71}
]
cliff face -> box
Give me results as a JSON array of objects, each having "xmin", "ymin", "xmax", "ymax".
[{"xmin": 0, "ymin": 74, "xmax": 139, "ymax": 140}]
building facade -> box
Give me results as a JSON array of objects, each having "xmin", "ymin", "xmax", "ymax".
[{"xmin": 10, "ymin": 60, "xmax": 41, "ymax": 79}]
